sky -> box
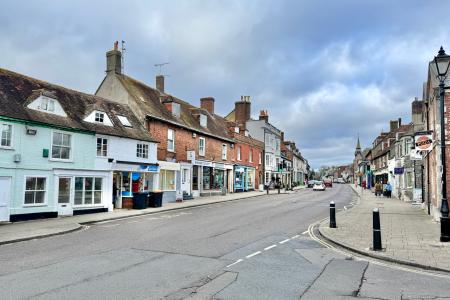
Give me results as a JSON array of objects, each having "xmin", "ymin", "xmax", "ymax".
[{"xmin": 1, "ymin": 0, "xmax": 450, "ymax": 169}]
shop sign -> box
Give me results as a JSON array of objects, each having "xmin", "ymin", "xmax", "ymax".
[
  {"xmin": 394, "ymin": 167, "xmax": 404, "ymax": 175},
  {"xmin": 194, "ymin": 160, "xmax": 213, "ymax": 167},
  {"xmin": 414, "ymin": 133, "xmax": 433, "ymax": 151},
  {"xmin": 147, "ymin": 165, "xmax": 159, "ymax": 172},
  {"xmin": 213, "ymin": 163, "xmax": 225, "ymax": 170},
  {"xmin": 410, "ymin": 149, "xmax": 423, "ymax": 161}
]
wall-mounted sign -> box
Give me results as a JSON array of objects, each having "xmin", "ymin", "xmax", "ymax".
[
  {"xmin": 415, "ymin": 133, "xmax": 433, "ymax": 151},
  {"xmin": 187, "ymin": 150, "xmax": 196, "ymax": 163},
  {"xmin": 394, "ymin": 167, "xmax": 404, "ymax": 175}
]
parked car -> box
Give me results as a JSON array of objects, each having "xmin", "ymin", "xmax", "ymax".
[
  {"xmin": 324, "ymin": 179, "xmax": 333, "ymax": 188},
  {"xmin": 307, "ymin": 180, "xmax": 316, "ymax": 188},
  {"xmin": 337, "ymin": 178, "xmax": 345, "ymax": 184},
  {"xmin": 313, "ymin": 181, "xmax": 326, "ymax": 191}
]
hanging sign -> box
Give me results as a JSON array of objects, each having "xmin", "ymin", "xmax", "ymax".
[
  {"xmin": 394, "ymin": 167, "xmax": 404, "ymax": 175},
  {"xmin": 414, "ymin": 134, "xmax": 433, "ymax": 151}
]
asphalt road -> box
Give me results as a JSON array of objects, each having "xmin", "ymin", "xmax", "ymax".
[{"xmin": 1, "ymin": 185, "xmax": 450, "ymax": 299}]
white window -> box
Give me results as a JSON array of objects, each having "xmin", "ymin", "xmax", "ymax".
[
  {"xmin": 95, "ymin": 112, "xmax": 105, "ymax": 123},
  {"xmin": 234, "ymin": 127, "xmax": 239, "ymax": 133},
  {"xmin": 249, "ymin": 148, "xmax": 253, "ymax": 162},
  {"xmin": 265, "ymin": 154, "xmax": 270, "ymax": 166},
  {"xmin": 41, "ymin": 97, "xmax": 55, "ymax": 112},
  {"xmin": 97, "ymin": 138, "xmax": 108, "ymax": 157},
  {"xmin": 167, "ymin": 129, "xmax": 175, "ymax": 152},
  {"xmin": 1, "ymin": 124, "xmax": 12, "ymax": 148},
  {"xmin": 137, "ymin": 143, "xmax": 149, "ymax": 158},
  {"xmin": 200, "ymin": 114, "xmax": 207, "ymax": 127},
  {"xmin": 222, "ymin": 144, "xmax": 227, "ymax": 160},
  {"xmin": 259, "ymin": 152, "xmax": 262, "ymax": 164},
  {"xmin": 74, "ymin": 177, "xmax": 103, "ymax": 205},
  {"xmin": 199, "ymin": 137, "xmax": 206, "ymax": 156},
  {"xmin": 52, "ymin": 132, "xmax": 71, "ymax": 160},
  {"xmin": 117, "ymin": 115, "xmax": 132, "ymax": 127},
  {"xmin": 24, "ymin": 177, "xmax": 46, "ymax": 205},
  {"xmin": 172, "ymin": 103, "xmax": 181, "ymax": 118},
  {"xmin": 405, "ymin": 138, "xmax": 412, "ymax": 155},
  {"xmin": 159, "ymin": 169, "xmax": 176, "ymax": 190},
  {"xmin": 237, "ymin": 145, "xmax": 241, "ymax": 161}
]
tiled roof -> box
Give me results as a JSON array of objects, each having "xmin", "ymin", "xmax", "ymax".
[
  {"xmin": 115, "ymin": 74, "xmax": 233, "ymax": 142},
  {"xmin": 0, "ymin": 68, "xmax": 156, "ymax": 142}
]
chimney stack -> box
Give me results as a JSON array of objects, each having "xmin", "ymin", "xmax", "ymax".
[
  {"xmin": 200, "ymin": 97, "xmax": 215, "ymax": 114},
  {"xmin": 389, "ymin": 119, "xmax": 400, "ymax": 132},
  {"xmin": 235, "ymin": 95, "xmax": 251, "ymax": 127},
  {"xmin": 106, "ymin": 41, "xmax": 122, "ymax": 75},
  {"xmin": 259, "ymin": 110, "xmax": 269, "ymax": 122},
  {"xmin": 156, "ymin": 75, "xmax": 164, "ymax": 93}
]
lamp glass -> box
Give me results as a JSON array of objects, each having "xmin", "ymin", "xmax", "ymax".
[{"xmin": 435, "ymin": 55, "xmax": 450, "ymax": 77}]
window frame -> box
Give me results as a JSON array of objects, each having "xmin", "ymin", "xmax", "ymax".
[
  {"xmin": 23, "ymin": 176, "xmax": 48, "ymax": 207},
  {"xmin": 40, "ymin": 97, "xmax": 55, "ymax": 112},
  {"xmin": 96, "ymin": 137, "xmax": 108, "ymax": 157},
  {"xmin": 167, "ymin": 129, "xmax": 175, "ymax": 152},
  {"xmin": 199, "ymin": 137, "xmax": 206, "ymax": 156},
  {"xmin": 50, "ymin": 131, "xmax": 72, "ymax": 161},
  {"xmin": 222, "ymin": 144, "xmax": 227, "ymax": 160},
  {"xmin": 136, "ymin": 143, "xmax": 149, "ymax": 159},
  {"xmin": 0, "ymin": 123, "xmax": 13, "ymax": 149},
  {"xmin": 249, "ymin": 148, "xmax": 253, "ymax": 162},
  {"xmin": 74, "ymin": 176, "xmax": 104, "ymax": 207},
  {"xmin": 95, "ymin": 111, "xmax": 105, "ymax": 123},
  {"xmin": 159, "ymin": 169, "xmax": 176, "ymax": 191},
  {"xmin": 237, "ymin": 145, "xmax": 241, "ymax": 161}
]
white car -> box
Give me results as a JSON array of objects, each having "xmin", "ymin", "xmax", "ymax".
[{"xmin": 313, "ymin": 181, "xmax": 326, "ymax": 191}]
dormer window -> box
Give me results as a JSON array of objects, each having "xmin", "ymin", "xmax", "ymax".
[
  {"xmin": 95, "ymin": 112, "xmax": 105, "ymax": 123},
  {"xmin": 27, "ymin": 95, "xmax": 67, "ymax": 117},
  {"xmin": 41, "ymin": 97, "xmax": 55, "ymax": 112},
  {"xmin": 172, "ymin": 103, "xmax": 181, "ymax": 118},
  {"xmin": 199, "ymin": 114, "xmax": 207, "ymax": 127}
]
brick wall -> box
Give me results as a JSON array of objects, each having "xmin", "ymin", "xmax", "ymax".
[
  {"xmin": 147, "ymin": 119, "xmax": 234, "ymax": 164},
  {"xmin": 231, "ymin": 133, "xmax": 264, "ymax": 187}
]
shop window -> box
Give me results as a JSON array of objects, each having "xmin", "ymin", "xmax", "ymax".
[
  {"xmin": 96, "ymin": 138, "xmax": 108, "ymax": 157},
  {"xmin": 159, "ymin": 170, "xmax": 176, "ymax": 191},
  {"xmin": 213, "ymin": 169, "xmax": 225, "ymax": 190},
  {"xmin": 202, "ymin": 167, "xmax": 211, "ymax": 190},
  {"xmin": 167, "ymin": 129, "xmax": 175, "ymax": 152},
  {"xmin": 51, "ymin": 132, "xmax": 71, "ymax": 160},
  {"xmin": 1, "ymin": 124, "xmax": 12, "ymax": 148},
  {"xmin": 74, "ymin": 177, "xmax": 103, "ymax": 205},
  {"xmin": 247, "ymin": 168, "xmax": 255, "ymax": 189},
  {"xmin": 24, "ymin": 177, "xmax": 46, "ymax": 205},
  {"xmin": 199, "ymin": 137, "xmax": 205, "ymax": 156},
  {"xmin": 137, "ymin": 143, "xmax": 149, "ymax": 158},
  {"xmin": 235, "ymin": 168, "xmax": 245, "ymax": 191},
  {"xmin": 192, "ymin": 166, "xmax": 199, "ymax": 190}
]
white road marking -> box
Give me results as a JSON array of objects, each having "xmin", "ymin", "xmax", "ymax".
[
  {"xmin": 344, "ymin": 206, "xmax": 348, "ymax": 210},
  {"xmin": 127, "ymin": 220, "xmax": 140, "ymax": 223},
  {"xmin": 301, "ymin": 230, "xmax": 309, "ymax": 235},
  {"xmin": 291, "ymin": 235, "xmax": 301, "ymax": 239},
  {"xmin": 226, "ymin": 259, "xmax": 243, "ymax": 268},
  {"xmin": 264, "ymin": 245, "xmax": 277, "ymax": 251},
  {"xmin": 246, "ymin": 251, "xmax": 262, "ymax": 258},
  {"xmin": 101, "ymin": 224, "xmax": 120, "ymax": 228},
  {"xmin": 279, "ymin": 238, "xmax": 291, "ymax": 244}
]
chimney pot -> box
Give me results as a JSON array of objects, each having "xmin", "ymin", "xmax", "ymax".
[{"xmin": 235, "ymin": 96, "xmax": 251, "ymax": 127}]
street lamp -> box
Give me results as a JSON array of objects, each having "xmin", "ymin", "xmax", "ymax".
[{"xmin": 434, "ymin": 46, "xmax": 450, "ymax": 242}]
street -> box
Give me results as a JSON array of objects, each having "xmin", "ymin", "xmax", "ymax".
[{"xmin": 1, "ymin": 185, "xmax": 450, "ymax": 299}]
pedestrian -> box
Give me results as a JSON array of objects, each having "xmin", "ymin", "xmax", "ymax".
[
  {"xmin": 375, "ymin": 181, "xmax": 382, "ymax": 197},
  {"xmin": 385, "ymin": 182, "xmax": 392, "ymax": 198}
]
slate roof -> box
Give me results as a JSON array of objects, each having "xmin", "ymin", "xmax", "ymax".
[
  {"xmin": 371, "ymin": 124, "xmax": 412, "ymax": 159},
  {"xmin": 0, "ymin": 68, "xmax": 156, "ymax": 142},
  {"xmin": 114, "ymin": 74, "xmax": 233, "ymax": 142}
]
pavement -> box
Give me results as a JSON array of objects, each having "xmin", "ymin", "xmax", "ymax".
[
  {"xmin": 0, "ymin": 189, "xmax": 297, "ymax": 246},
  {"xmin": 319, "ymin": 184, "xmax": 450, "ymax": 272}
]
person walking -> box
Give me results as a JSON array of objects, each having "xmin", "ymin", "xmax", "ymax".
[
  {"xmin": 375, "ymin": 181, "xmax": 383, "ymax": 197},
  {"xmin": 385, "ymin": 182, "xmax": 392, "ymax": 198}
]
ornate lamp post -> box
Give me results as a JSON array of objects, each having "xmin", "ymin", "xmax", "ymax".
[{"xmin": 434, "ymin": 46, "xmax": 450, "ymax": 242}]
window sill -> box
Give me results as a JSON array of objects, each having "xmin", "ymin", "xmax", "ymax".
[
  {"xmin": 0, "ymin": 146, "xmax": 14, "ymax": 150},
  {"xmin": 23, "ymin": 203, "xmax": 48, "ymax": 207},
  {"xmin": 49, "ymin": 158, "xmax": 73, "ymax": 163}
]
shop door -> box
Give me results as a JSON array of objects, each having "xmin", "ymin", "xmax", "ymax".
[
  {"xmin": 0, "ymin": 177, "xmax": 11, "ymax": 222},
  {"xmin": 57, "ymin": 177, "xmax": 73, "ymax": 216},
  {"xmin": 181, "ymin": 167, "xmax": 191, "ymax": 195}
]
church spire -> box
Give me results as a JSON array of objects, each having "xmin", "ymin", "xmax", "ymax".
[{"xmin": 355, "ymin": 134, "xmax": 362, "ymax": 157}]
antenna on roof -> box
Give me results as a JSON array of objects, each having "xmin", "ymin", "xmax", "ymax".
[
  {"xmin": 154, "ymin": 62, "xmax": 170, "ymax": 75},
  {"xmin": 121, "ymin": 41, "xmax": 126, "ymax": 74}
]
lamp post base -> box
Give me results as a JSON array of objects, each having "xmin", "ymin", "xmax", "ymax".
[{"xmin": 440, "ymin": 216, "xmax": 450, "ymax": 242}]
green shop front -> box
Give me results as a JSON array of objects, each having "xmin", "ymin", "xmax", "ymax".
[{"xmin": 234, "ymin": 165, "xmax": 256, "ymax": 192}]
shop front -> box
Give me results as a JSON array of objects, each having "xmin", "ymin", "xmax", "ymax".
[
  {"xmin": 194, "ymin": 160, "xmax": 233, "ymax": 197},
  {"xmin": 157, "ymin": 161, "xmax": 181, "ymax": 203},
  {"xmin": 234, "ymin": 165, "xmax": 256, "ymax": 192},
  {"xmin": 112, "ymin": 162, "xmax": 159, "ymax": 209}
]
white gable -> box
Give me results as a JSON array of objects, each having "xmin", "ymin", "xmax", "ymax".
[
  {"xmin": 84, "ymin": 110, "xmax": 113, "ymax": 126},
  {"xmin": 27, "ymin": 95, "xmax": 67, "ymax": 117}
]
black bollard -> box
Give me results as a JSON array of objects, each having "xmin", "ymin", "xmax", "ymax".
[
  {"xmin": 278, "ymin": 185, "xmax": 281, "ymax": 194},
  {"xmin": 372, "ymin": 208, "xmax": 382, "ymax": 251},
  {"xmin": 266, "ymin": 185, "xmax": 269, "ymax": 195},
  {"xmin": 329, "ymin": 201, "xmax": 336, "ymax": 228}
]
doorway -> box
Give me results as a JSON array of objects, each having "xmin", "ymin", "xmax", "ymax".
[
  {"xmin": 57, "ymin": 177, "xmax": 73, "ymax": 216},
  {"xmin": 181, "ymin": 167, "xmax": 191, "ymax": 195},
  {"xmin": 0, "ymin": 177, "xmax": 11, "ymax": 222}
]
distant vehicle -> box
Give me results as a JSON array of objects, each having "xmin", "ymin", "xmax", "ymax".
[
  {"xmin": 337, "ymin": 178, "xmax": 345, "ymax": 184},
  {"xmin": 313, "ymin": 181, "xmax": 326, "ymax": 191},
  {"xmin": 323, "ymin": 179, "xmax": 333, "ymax": 188},
  {"xmin": 307, "ymin": 180, "xmax": 316, "ymax": 188}
]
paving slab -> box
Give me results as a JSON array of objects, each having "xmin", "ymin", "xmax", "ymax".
[{"xmin": 319, "ymin": 185, "xmax": 450, "ymax": 272}]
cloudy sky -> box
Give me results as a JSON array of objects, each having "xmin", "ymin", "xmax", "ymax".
[{"xmin": 1, "ymin": 0, "xmax": 449, "ymax": 168}]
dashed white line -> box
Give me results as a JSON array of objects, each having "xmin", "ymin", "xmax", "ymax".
[
  {"xmin": 301, "ymin": 230, "xmax": 309, "ymax": 235},
  {"xmin": 279, "ymin": 238, "xmax": 291, "ymax": 244},
  {"xmin": 101, "ymin": 224, "xmax": 120, "ymax": 228},
  {"xmin": 127, "ymin": 220, "xmax": 140, "ymax": 224},
  {"xmin": 291, "ymin": 235, "xmax": 300, "ymax": 239},
  {"xmin": 264, "ymin": 244, "xmax": 277, "ymax": 251},
  {"xmin": 226, "ymin": 259, "xmax": 243, "ymax": 268},
  {"xmin": 246, "ymin": 251, "xmax": 262, "ymax": 258}
]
